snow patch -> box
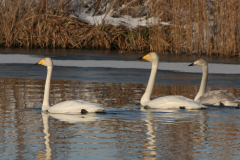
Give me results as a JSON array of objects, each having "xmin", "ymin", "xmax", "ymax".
[{"xmin": 72, "ymin": 12, "xmax": 170, "ymax": 29}]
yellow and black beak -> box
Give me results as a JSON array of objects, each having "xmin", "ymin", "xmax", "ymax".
[
  {"xmin": 138, "ymin": 54, "xmax": 149, "ymax": 60},
  {"xmin": 188, "ymin": 60, "xmax": 198, "ymax": 66},
  {"xmin": 34, "ymin": 59, "xmax": 44, "ymax": 65}
]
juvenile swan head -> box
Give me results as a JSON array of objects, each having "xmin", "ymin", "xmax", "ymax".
[
  {"xmin": 189, "ymin": 58, "xmax": 207, "ymax": 67},
  {"xmin": 35, "ymin": 57, "xmax": 53, "ymax": 67},
  {"xmin": 140, "ymin": 52, "xmax": 159, "ymax": 63}
]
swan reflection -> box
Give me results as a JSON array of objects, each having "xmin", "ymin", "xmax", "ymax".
[
  {"xmin": 40, "ymin": 113, "xmax": 52, "ymax": 160},
  {"xmin": 39, "ymin": 112, "xmax": 102, "ymax": 160},
  {"xmin": 49, "ymin": 113, "xmax": 101, "ymax": 123},
  {"xmin": 141, "ymin": 108, "xmax": 209, "ymax": 159},
  {"xmin": 142, "ymin": 111, "xmax": 157, "ymax": 160}
]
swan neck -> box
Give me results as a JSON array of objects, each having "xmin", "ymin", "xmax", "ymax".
[
  {"xmin": 141, "ymin": 61, "xmax": 158, "ymax": 105},
  {"xmin": 42, "ymin": 66, "xmax": 52, "ymax": 111},
  {"xmin": 195, "ymin": 65, "xmax": 208, "ymax": 101}
]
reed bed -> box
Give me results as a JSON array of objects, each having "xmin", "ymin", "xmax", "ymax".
[{"xmin": 0, "ymin": 0, "xmax": 239, "ymax": 56}]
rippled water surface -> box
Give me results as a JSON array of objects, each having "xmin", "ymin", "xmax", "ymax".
[{"xmin": 0, "ymin": 48, "xmax": 240, "ymax": 159}]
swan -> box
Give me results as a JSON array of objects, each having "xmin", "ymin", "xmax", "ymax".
[
  {"xmin": 189, "ymin": 58, "xmax": 240, "ymax": 107},
  {"xmin": 35, "ymin": 57, "xmax": 106, "ymax": 113},
  {"xmin": 139, "ymin": 52, "xmax": 207, "ymax": 109}
]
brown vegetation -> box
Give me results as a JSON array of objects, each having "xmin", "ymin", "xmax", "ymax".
[{"xmin": 0, "ymin": 0, "xmax": 239, "ymax": 56}]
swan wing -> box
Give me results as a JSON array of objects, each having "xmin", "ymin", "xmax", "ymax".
[
  {"xmin": 197, "ymin": 90, "xmax": 240, "ymax": 106},
  {"xmin": 48, "ymin": 100, "xmax": 106, "ymax": 113},
  {"xmin": 147, "ymin": 95, "xmax": 207, "ymax": 109}
]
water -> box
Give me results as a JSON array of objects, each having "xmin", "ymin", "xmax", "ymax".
[{"xmin": 0, "ymin": 48, "xmax": 240, "ymax": 159}]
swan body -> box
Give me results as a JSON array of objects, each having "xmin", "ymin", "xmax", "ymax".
[
  {"xmin": 196, "ymin": 90, "xmax": 240, "ymax": 107},
  {"xmin": 48, "ymin": 100, "xmax": 105, "ymax": 113},
  {"xmin": 146, "ymin": 95, "xmax": 207, "ymax": 110},
  {"xmin": 35, "ymin": 57, "xmax": 106, "ymax": 113},
  {"xmin": 140, "ymin": 52, "xmax": 207, "ymax": 110},
  {"xmin": 189, "ymin": 58, "xmax": 240, "ymax": 107}
]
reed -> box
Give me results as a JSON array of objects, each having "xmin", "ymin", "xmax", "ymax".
[{"xmin": 0, "ymin": 0, "xmax": 239, "ymax": 56}]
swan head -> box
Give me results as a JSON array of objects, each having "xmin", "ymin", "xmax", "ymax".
[
  {"xmin": 140, "ymin": 52, "xmax": 159, "ymax": 63},
  {"xmin": 189, "ymin": 58, "xmax": 207, "ymax": 67},
  {"xmin": 35, "ymin": 57, "xmax": 53, "ymax": 67}
]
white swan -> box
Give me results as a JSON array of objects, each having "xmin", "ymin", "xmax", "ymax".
[
  {"xmin": 189, "ymin": 58, "xmax": 240, "ymax": 107},
  {"xmin": 140, "ymin": 52, "xmax": 207, "ymax": 110},
  {"xmin": 35, "ymin": 57, "xmax": 106, "ymax": 113}
]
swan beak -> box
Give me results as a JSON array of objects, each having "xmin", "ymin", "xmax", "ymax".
[
  {"xmin": 188, "ymin": 63, "xmax": 194, "ymax": 66},
  {"xmin": 34, "ymin": 59, "xmax": 45, "ymax": 65},
  {"xmin": 138, "ymin": 54, "xmax": 149, "ymax": 60}
]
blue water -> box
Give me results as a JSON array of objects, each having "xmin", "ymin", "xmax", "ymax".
[{"xmin": 0, "ymin": 48, "xmax": 239, "ymax": 159}]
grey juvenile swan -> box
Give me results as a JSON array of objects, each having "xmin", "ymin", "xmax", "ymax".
[
  {"xmin": 189, "ymin": 58, "xmax": 240, "ymax": 107},
  {"xmin": 139, "ymin": 52, "xmax": 207, "ymax": 109}
]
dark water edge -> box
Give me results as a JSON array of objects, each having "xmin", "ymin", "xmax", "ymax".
[
  {"xmin": 1, "ymin": 47, "xmax": 240, "ymax": 63},
  {"xmin": 1, "ymin": 64, "xmax": 240, "ymax": 89}
]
